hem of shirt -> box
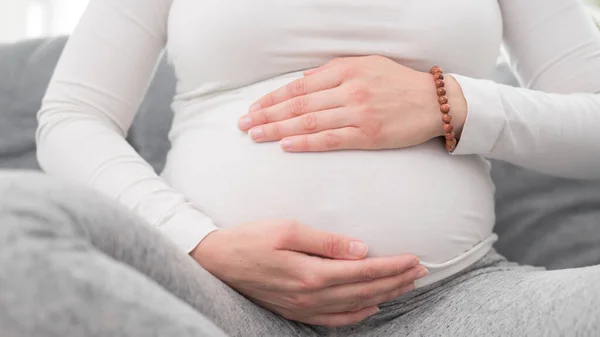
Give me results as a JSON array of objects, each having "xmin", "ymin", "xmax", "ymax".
[
  {"xmin": 415, "ymin": 233, "xmax": 498, "ymax": 288},
  {"xmin": 447, "ymin": 74, "xmax": 506, "ymax": 156}
]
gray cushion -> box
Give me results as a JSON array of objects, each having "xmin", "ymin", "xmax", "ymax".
[
  {"xmin": 488, "ymin": 63, "xmax": 600, "ymax": 269},
  {"xmin": 492, "ymin": 161, "xmax": 600, "ymax": 268},
  {"xmin": 0, "ymin": 36, "xmax": 175, "ymax": 173},
  {"xmin": 1, "ymin": 37, "xmax": 599, "ymax": 269},
  {"xmin": 0, "ymin": 37, "xmax": 67, "ymax": 170},
  {"xmin": 130, "ymin": 57, "xmax": 175, "ymax": 174}
]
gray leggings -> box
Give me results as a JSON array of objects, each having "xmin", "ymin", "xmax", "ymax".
[{"xmin": 1, "ymin": 171, "xmax": 599, "ymax": 337}]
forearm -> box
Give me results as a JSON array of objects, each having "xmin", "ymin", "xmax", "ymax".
[
  {"xmin": 36, "ymin": 110, "xmax": 218, "ymax": 252},
  {"xmin": 451, "ymin": 74, "xmax": 600, "ymax": 180},
  {"xmin": 34, "ymin": 0, "xmax": 219, "ymax": 251}
]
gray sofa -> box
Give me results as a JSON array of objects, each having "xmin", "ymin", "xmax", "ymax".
[{"xmin": 1, "ymin": 37, "xmax": 599, "ymax": 269}]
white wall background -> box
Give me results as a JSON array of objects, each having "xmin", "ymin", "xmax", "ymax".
[{"xmin": 0, "ymin": 0, "xmax": 89, "ymax": 43}]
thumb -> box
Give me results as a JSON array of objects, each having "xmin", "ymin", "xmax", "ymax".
[{"xmin": 281, "ymin": 223, "xmax": 369, "ymax": 260}]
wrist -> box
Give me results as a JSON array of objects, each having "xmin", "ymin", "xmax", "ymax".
[
  {"xmin": 444, "ymin": 75, "xmax": 467, "ymax": 138},
  {"xmin": 418, "ymin": 71, "xmax": 449, "ymax": 140},
  {"xmin": 190, "ymin": 229, "xmax": 223, "ymax": 266}
]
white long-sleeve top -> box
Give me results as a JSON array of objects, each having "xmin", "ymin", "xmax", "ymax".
[{"xmin": 37, "ymin": 0, "xmax": 600, "ymax": 284}]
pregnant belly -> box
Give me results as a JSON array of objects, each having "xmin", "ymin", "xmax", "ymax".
[{"xmin": 163, "ymin": 77, "xmax": 496, "ymax": 265}]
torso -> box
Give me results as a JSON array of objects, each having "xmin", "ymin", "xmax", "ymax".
[{"xmin": 162, "ymin": 0, "xmax": 503, "ymax": 285}]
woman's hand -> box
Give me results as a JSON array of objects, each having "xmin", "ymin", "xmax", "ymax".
[
  {"xmin": 238, "ymin": 56, "xmax": 467, "ymax": 152},
  {"xmin": 191, "ymin": 220, "xmax": 427, "ymax": 328}
]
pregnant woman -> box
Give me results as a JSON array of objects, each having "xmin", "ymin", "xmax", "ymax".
[{"xmin": 2, "ymin": 0, "xmax": 599, "ymax": 336}]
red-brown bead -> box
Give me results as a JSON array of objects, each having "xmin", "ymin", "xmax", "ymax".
[
  {"xmin": 442, "ymin": 114, "xmax": 452, "ymax": 124},
  {"xmin": 430, "ymin": 66, "xmax": 443, "ymax": 75},
  {"xmin": 431, "ymin": 66, "xmax": 458, "ymax": 152},
  {"xmin": 440, "ymin": 104, "xmax": 450, "ymax": 114}
]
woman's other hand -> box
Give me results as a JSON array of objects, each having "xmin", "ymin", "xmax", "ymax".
[
  {"xmin": 238, "ymin": 56, "xmax": 467, "ymax": 152},
  {"xmin": 191, "ymin": 220, "xmax": 427, "ymax": 327}
]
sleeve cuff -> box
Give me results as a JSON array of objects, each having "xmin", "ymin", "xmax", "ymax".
[
  {"xmin": 157, "ymin": 204, "xmax": 220, "ymax": 253},
  {"xmin": 448, "ymin": 74, "xmax": 506, "ymax": 156}
]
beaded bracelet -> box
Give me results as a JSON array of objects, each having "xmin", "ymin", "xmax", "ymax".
[{"xmin": 429, "ymin": 66, "xmax": 457, "ymax": 152}]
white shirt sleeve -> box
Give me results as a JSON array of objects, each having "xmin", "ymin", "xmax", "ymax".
[
  {"xmin": 36, "ymin": 0, "xmax": 219, "ymax": 252},
  {"xmin": 451, "ymin": 0, "xmax": 600, "ymax": 180}
]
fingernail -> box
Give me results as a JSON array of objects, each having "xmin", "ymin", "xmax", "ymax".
[
  {"xmin": 249, "ymin": 103, "xmax": 261, "ymax": 113},
  {"xmin": 239, "ymin": 116, "xmax": 253, "ymax": 130},
  {"xmin": 281, "ymin": 139, "xmax": 293, "ymax": 150},
  {"xmin": 349, "ymin": 241, "xmax": 368, "ymax": 258},
  {"xmin": 403, "ymin": 283, "xmax": 416, "ymax": 293},
  {"xmin": 416, "ymin": 266, "xmax": 429, "ymax": 279},
  {"xmin": 250, "ymin": 127, "xmax": 264, "ymax": 139},
  {"xmin": 369, "ymin": 307, "xmax": 380, "ymax": 315},
  {"xmin": 410, "ymin": 258, "xmax": 420, "ymax": 268}
]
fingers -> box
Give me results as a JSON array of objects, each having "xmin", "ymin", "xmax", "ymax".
[
  {"xmin": 303, "ymin": 63, "xmax": 330, "ymax": 77},
  {"xmin": 307, "ymin": 284, "xmax": 413, "ymax": 318},
  {"xmin": 313, "ymin": 254, "xmax": 420, "ymax": 288},
  {"xmin": 303, "ymin": 306, "xmax": 380, "ymax": 328},
  {"xmin": 249, "ymin": 67, "xmax": 343, "ymax": 112},
  {"xmin": 277, "ymin": 222, "xmax": 369, "ymax": 260},
  {"xmin": 250, "ymin": 265, "xmax": 427, "ymax": 327},
  {"xmin": 279, "ymin": 127, "xmax": 372, "ymax": 152},
  {"xmin": 265, "ymin": 302, "xmax": 380, "ymax": 328},
  {"xmin": 303, "ymin": 67, "xmax": 321, "ymax": 77},
  {"xmin": 304, "ymin": 58, "xmax": 347, "ymax": 77},
  {"xmin": 309, "ymin": 265, "xmax": 427, "ymax": 313},
  {"xmin": 252, "ymin": 296, "xmax": 379, "ymax": 328},
  {"xmin": 238, "ymin": 89, "xmax": 345, "ymax": 132},
  {"xmin": 248, "ymin": 108, "xmax": 353, "ymax": 142}
]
